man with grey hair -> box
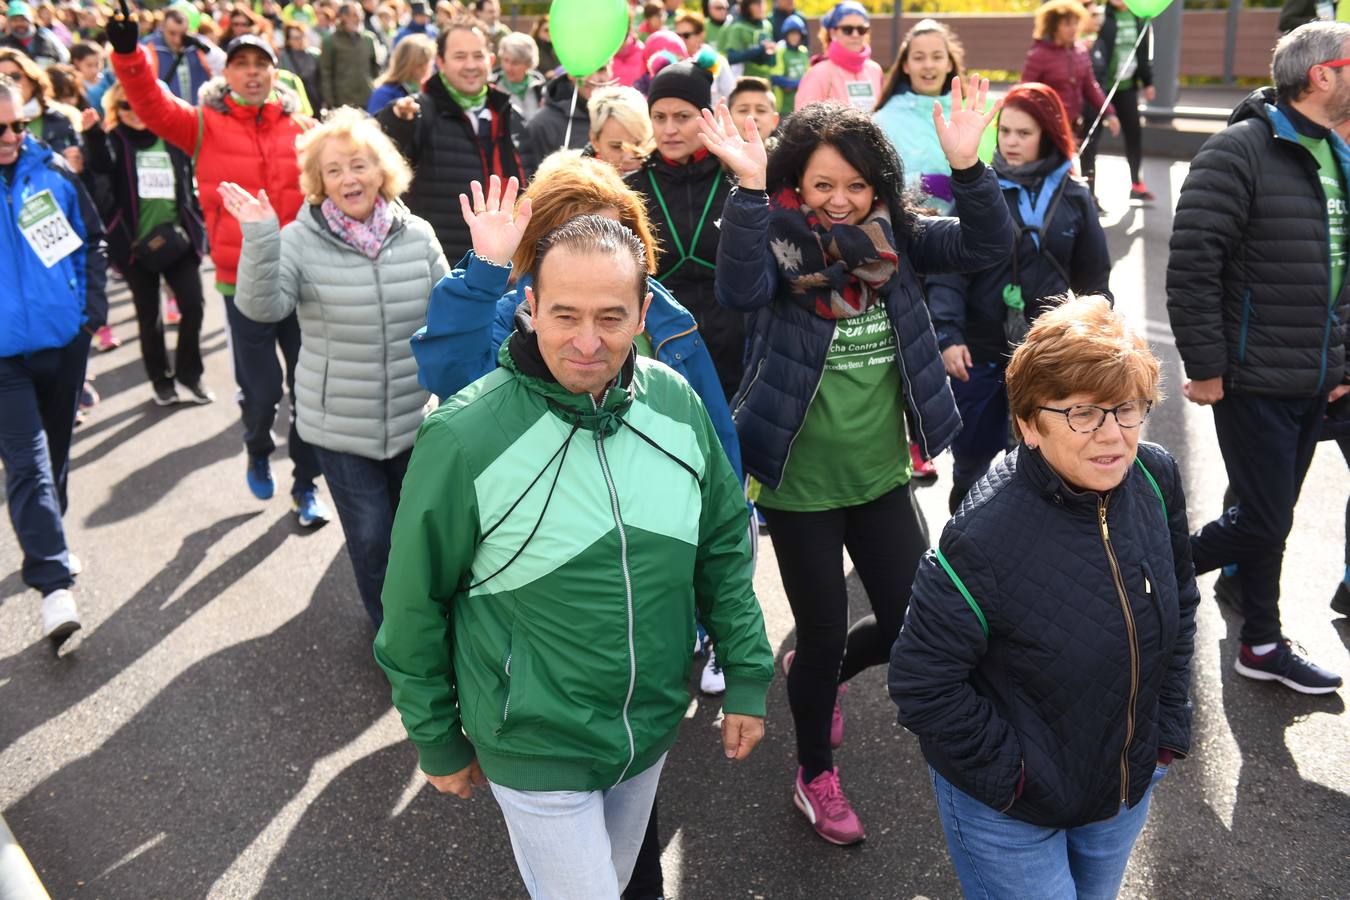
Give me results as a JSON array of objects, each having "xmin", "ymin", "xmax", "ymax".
[
  {"xmin": 1167, "ymin": 20, "xmax": 1350, "ymax": 694},
  {"xmin": 0, "ymin": 73, "xmax": 107, "ymax": 644}
]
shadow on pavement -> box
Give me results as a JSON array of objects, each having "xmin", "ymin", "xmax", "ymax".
[
  {"xmin": 6, "ymin": 552, "xmax": 388, "ymax": 899},
  {"xmin": 0, "ymin": 511, "xmax": 275, "ymax": 751},
  {"xmin": 1141, "ymin": 606, "xmax": 1348, "ymax": 898},
  {"xmin": 83, "ymin": 423, "xmax": 243, "ymax": 527}
]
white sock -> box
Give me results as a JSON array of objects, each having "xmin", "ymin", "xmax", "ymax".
[{"xmin": 1249, "ymin": 642, "xmax": 1278, "ymax": 655}]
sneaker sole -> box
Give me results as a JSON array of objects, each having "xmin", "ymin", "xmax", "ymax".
[
  {"xmin": 153, "ymin": 395, "xmax": 179, "ymax": 407},
  {"xmin": 793, "ymin": 786, "xmax": 865, "ymax": 846},
  {"xmin": 1233, "ymin": 658, "xmax": 1341, "ymax": 694},
  {"xmin": 45, "ymin": 620, "xmax": 81, "ymax": 642}
]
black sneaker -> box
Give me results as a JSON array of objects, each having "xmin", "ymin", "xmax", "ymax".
[
  {"xmin": 1234, "ymin": 640, "xmax": 1343, "ymax": 694},
  {"xmin": 180, "ymin": 379, "xmax": 215, "ymax": 405},
  {"xmin": 1214, "ymin": 569, "xmax": 1242, "ymax": 610},
  {"xmin": 1332, "ymin": 582, "xmax": 1350, "ymax": 617},
  {"xmin": 153, "ymin": 382, "xmax": 180, "ymax": 406}
]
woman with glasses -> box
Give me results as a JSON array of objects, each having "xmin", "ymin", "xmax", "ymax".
[
  {"xmin": 927, "ymin": 82, "xmax": 1111, "ymax": 513},
  {"xmin": 793, "ymin": 1, "xmax": 882, "ymax": 111},
  {"xmin": 891, "ymin": 295, "xmax": 1198, "ymax": 900}
]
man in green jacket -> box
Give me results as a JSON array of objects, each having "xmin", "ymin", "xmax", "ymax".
[
  {"xmin": 375, "ymin": 209, "xmax": 773, "ymax": 898},
  {"xmin": 320, "ymin": 2, "xmax": 380, "ymax": 109}
]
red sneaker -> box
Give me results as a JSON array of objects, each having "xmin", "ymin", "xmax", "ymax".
[
  {"xmin": 1130, "ymin": 182, "xmax": 1156, "ymax": 202},
  {"xmin": 910, "ymin": 443, "xmax": 938, "ymax": 484},
  {"xmin": 794, "ymin": 767, "xmax": 865, "ymax": 845},
  {"xmin": 94, "ymin": 325, "xmax": 120, "ymax": 352}
]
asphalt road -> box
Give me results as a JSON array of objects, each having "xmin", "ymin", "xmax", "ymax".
[{"xmin": 2, "ymin": 155, "xmax": 1348, "ymax": 900}]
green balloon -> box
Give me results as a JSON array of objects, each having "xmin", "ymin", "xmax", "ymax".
[
  {"xmin": 1123, "ymin": 0, "xmax": 1173, "ymax": 19},
  {"xmin": 171, "ymin": 0, "xmax": 200, "ymax": 31},
  {"xmin": 550, "ymin": 0, "xmax": 629, "ymax": 78}
]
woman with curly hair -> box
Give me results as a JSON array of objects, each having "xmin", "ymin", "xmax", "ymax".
[{"xmin": 700, "ymin": 83, "xmax": 1013, "ymax": 845}]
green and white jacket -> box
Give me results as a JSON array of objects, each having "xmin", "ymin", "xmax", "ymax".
[{"xmin": 375, "ymin": 328, "xmax": 774, "ymax": 791}]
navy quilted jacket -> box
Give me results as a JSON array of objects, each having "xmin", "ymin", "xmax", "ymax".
[
  {"xmin": 716, "ymin": 164, "xmax": 1015, "ymax": 490},
  {"xmin": 889, "ymin": 441, "xmax": 1199, "ymax": 828}
]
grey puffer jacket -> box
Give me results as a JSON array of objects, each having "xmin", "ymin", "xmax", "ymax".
[{"xmin": 234, "ymin": 201, "xmax": 449, "ymax": 460}]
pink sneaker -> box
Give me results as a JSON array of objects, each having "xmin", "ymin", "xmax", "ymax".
[
  {"xmin": 782, "ymin": 650, "xmax": 847, "ymax": 749},
  {"xmin": 94, "ymin": 325, "xmax": 120, "ymax": 352},
  {"xmin": 794, "ymin": 767, "xmax": 865, "ymax": 845},
  {"xmin": 164, "ymin": 296, "xmax": 182, "ymax": 326}
]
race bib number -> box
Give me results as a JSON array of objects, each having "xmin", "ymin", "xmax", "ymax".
[
  {"xmin": 137, "ymin": 150, "xmax": 175, "ymax": 200},
  {"xmin": 846, "ymin": 80, "xmax": 875, "ymax": 110},
  {"xmin": 18, "ymin": 189, "xmax": 82, "ymax": 268}
]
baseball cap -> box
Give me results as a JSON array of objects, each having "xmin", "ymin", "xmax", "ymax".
[
  {"xmin": 225, "ymin": 34, "xmax": 278, "ymax": 66},
  {"xmin": 6, "ymin": 1, "xmax": 34, "ymax": 21}
]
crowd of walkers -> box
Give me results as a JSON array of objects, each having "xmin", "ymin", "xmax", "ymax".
[{"xmin": 2, "ymin": 0, "xmax": 1349, "ymax": 897}]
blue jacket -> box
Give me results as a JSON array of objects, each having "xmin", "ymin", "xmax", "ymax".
[
  {"xmin": 366, "ymin": 80, "xmax": 411, "ymax": 115},
  {"xmin": 716, "ymin": 165, "xmax": 1015, "ymax": 490},
  {"xmin": 1, "ymin": 136, "xmax": 108, "ymax": 358},
  {"xmin": 411, "ymin": 252, "xmax": 743, "ymax": 478},
  {"xmin": 393, "ymin": 22, "xmax": 437, "ymax": 47},
  {"xmin": 928, "ymin": 162, "xmax": 1111, "ymax": 364},
  {"xmin": 149, "ymin": 31, "xmax": 213, "ymax": 102}
]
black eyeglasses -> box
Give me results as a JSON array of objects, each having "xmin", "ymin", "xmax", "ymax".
[
  {"xmin": 0, "ymin": 119, "xmax": 28, "ymax": 137},
  {"xmin": 676, "ymin": 30, "xmax": 697, "ymax": 39},
  {"xmin": 1037, "ymin": 399, "xmax": 1152, "ymax": 433},
  {"xmin": 117, "ymin": 101, "xmax": 132, "ymax": 110},
  {"xmin": 836, "ymin": 24, "xmax": 869, "ymax": 36}
]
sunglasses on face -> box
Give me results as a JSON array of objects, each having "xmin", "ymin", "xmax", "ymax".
[
  {"xmin": 835, "ymin": 24, "xmax": 869, "ymax": 36},
  {"xmin": 0, "ymin": 119, "xmax": 28, "ymax": 137},
  {"xmin": 117, "ymin": 101, "xmax": 132, "ymax": 110},
  {"xmin": 676, "ymin": 30, "xmax": 696, "ymax": 39}
]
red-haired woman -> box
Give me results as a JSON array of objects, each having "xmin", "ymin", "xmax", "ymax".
[{"xmin": 926, "ymin": 82, "xmax": 1111, "ymax": 512}]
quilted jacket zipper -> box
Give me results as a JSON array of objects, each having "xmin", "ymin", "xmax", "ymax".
[
  {"xmin": 592, "ymin": 390, "xmax": 638, "ymax": 786},
  {"xmin": 1098, "ymin": 494, "xmax": 1139, "ymax": 806}
]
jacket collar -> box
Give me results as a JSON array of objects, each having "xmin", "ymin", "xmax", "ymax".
[
  {"xmin": 1014, "ymin": 442, "xmax": 1112, "ymax": 515},
  {"xmin": 424, "ymin": 73, "xmax": 514, "ymax": 118},
  {"xmin": 646, "ymin": 148, "xmax": 722, "ymax": 183},
  {"xmin": 501, "ymin": 306, "xmax": 636, "ymax": 435},
  {"xmin": 198, "ymin": 77, "xmax": 302, "ymax": 117}
]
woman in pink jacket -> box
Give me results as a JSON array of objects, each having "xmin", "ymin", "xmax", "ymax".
[
  {"xmin": 1021, "ymin": 0, "xmax": 1118, "ymax": 204},
  {"xmin": 793, "ymin": 1, "xmax": 882, "ymax": 111}
]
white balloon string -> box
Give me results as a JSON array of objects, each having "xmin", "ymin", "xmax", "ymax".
[{"xmin": 1076, "ymin": 19, "xmax": 1153, "ymax": 165}]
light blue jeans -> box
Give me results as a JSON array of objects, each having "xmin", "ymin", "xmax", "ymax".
[
  {"xmin": 490, "ymin": 754, "xmax": 667, "ymax": 900},
  {"xmin": 930, "ymin": 764, "xmax": 1165, "ymax": 900}
]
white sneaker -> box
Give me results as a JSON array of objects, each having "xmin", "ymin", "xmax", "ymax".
[
  {"xmin": 67, "ymin": 552, "xmax": 82, "ymax": 576},
  {"xmin": 41, "ymin": 589, "xmax": 81, "ymax": 641},
  {"xmin": 701, "ymin": 647, "xmax": 726, "ymax": 695}
]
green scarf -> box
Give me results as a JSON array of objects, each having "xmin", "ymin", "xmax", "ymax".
[
  {"xmin": 439, "ymin": 72, "xmax": 488, "ymax": 110},
  {"xmin": 229, "ymin": 90, "xmax": 278, "ymax": 107}
]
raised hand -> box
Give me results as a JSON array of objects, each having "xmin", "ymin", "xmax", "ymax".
[
  {"xmin": 79, "ymin": 106, "xmax": 101, "ymax": 133},
  {"xmin": 106, "ymin": 0, "xmax": 140, "ymax": 54},
  {"xmin": 696, "ymin": 103, "xmax": 767, "ymax": 191},
  {"xmin": 460, "ymin": 174, "xmax": 532, "ymax": 268},
  {"xmin": 391, "ymin": 96, "xmax": 420, "ymax": 121},
  {"xmin": 218, "ymin": 182, "xmax": 277, "ymax": 224},
  {"xmin": 933, "ymin": 73, "xmax": 1000, "ymax": 171}
]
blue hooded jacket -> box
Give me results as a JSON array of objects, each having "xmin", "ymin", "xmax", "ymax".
[
  {"xmin": 149, "ymin": 30, "xmax": 214, "ymax": 102},
  {"xmin": 411, "ymin": 252, "xmax": 743, "ymax": 478},
  {"xmin": 1, "ymin": 135, "xmax": 108, "ymax": 357}
]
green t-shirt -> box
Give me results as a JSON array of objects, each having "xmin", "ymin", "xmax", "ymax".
[
  {"xmin": 756, "ymin": 303, "xmax": 912, "ymax": 511},
  {"xmin": 1299, "ymin": 133, "xmax": 1347, "ymax": 302},
  {"xmin": 723, "ymin": 19, "xmax": 776, "ymax": 80},
  {"xmin": 1109, "ymin": 13, "xmax": 1139, "ymax": 86},
  {"xmin": 135, "ymin": 138, "xmax": 179, "ymax": 241}
]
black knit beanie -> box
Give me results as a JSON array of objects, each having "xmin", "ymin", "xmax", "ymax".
[{"xmin": 646, "ymin": 60, "xmax": 713, "ymax": 112}]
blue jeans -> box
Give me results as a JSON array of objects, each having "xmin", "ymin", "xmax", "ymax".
[
  {"xmin": 0, "ymin": 333, "xmax": 90, "ymax": 595},
  {"xmin": 930, "ymin": 765, "xmax": 1164, "ymax": 900},
  {"xmin": 312, "ymin": 446, "xmax": 411, "ymax": 625},
  {"xmin": 222, "ymin": 294, "xmax": 319, "ymax": 494},
  {"xmin": 490, "ymin": 754, "xmax": 666, "ymax": 900}
]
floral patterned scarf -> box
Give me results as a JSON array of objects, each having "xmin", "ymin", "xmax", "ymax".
[{"xmin": 320, "ymin": 195, "xmax": 393, "ymax": 259}]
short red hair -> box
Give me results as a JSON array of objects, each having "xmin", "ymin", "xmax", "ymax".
[{"xmin": 1001, "ymin": 82, "xmax": 1077, "ymax": 167}]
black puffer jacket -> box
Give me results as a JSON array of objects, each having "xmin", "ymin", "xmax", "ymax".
[
  {"xmin": 628, "ymin": 152, "xmax": 738, "ymax": 397},
  {"xmin": 1090, "ymin": 5, "xmax": 1153, "ymax": 90},
  {"xmin": 377, "ymin": 77, "xmax": 523, "ymax": 262},
  {"xmin": 83, "ymin": 124, "xmax": 208, "ymax": 269},
  {"xmin": 518, "ymin": 74, "xmax": 588, "ymax": 176},
  {"xmin": 1167, "ymin": 89, "xmax": 1350, "ymax": 398},
  {"xmin": 890, "ymin": 441, "xmax": 1198, "ymax": 829}
]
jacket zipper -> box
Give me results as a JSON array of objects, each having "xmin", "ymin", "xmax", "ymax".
[
  {"xmin": 592, "ymin": 390, "xmax": 638, "ymax": 786},
  {"xmin": 500, "ymin": 651, "xmax": 513, "ymax": 725},
  {"xmin": 732, "ymin": 357, "xmax": 766, "ymax": 418},
  {"xmin": 1098, "ymin": 494, "xmax": 1139, "ymax": 806},
  {"xmin": 776, "ymin": 328, "xmax": 830, "ymax": 476},
  {"xmin": 890, "ymin": 322, "xmax": 930, "ymax": 460},
  {"xmin": 652, "ymin": 323, "xmax": 697, "ymax": 360}
]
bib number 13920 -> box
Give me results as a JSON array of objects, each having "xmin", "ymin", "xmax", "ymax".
[{"xmin": 18, "ymin": 189, "xmax": 83, "ymax": 268}]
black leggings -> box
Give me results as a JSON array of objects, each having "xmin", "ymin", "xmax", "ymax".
[
  {"xmin": 761, "ymin": 483, "xmax": 930, "ymax": 780},
  {"xmin": 1114, "ymin": 86, "xmax": 1144, "ymax": 184},
  {"xmin": 122, "ymin": 252, "xmax": 206, "ymax": 388}
]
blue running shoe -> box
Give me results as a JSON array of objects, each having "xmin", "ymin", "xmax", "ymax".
[
  {"xmin": 247, "ymin": 456, "xmax": 275, "ymax": 500},
  {"xmin": 292, "ymin": 488, "xmax": 332, "ymax": 528}
]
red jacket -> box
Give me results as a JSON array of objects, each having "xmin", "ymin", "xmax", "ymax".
[
  {"xmin": 1021, "ymin": 39, "xmax": 1114, "ymax": 126},
  {"xmin": 110, "ymin": 47, "xmax": 312, "ymax": 286}
]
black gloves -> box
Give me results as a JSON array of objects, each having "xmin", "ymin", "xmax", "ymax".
[{"xmin": 105, "ymin": 14, "xmax": 140, "ymax": 55}]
